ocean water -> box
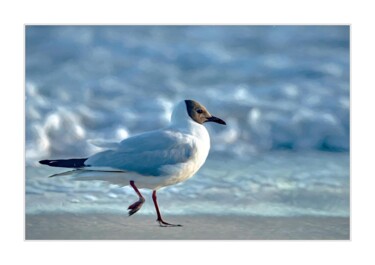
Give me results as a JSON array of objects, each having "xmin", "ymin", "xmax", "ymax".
[
  {"xmin": 26, "ymin": 151, "xmax": 349, "ymax": 217},
  {"xmin": 25, "ymin": 26, "xmax": 350, "ymax": 217}
]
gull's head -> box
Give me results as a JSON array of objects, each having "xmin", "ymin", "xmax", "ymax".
[{"xmin": 171, "ymin": 99, "xmax": 226, "ymax": 126}]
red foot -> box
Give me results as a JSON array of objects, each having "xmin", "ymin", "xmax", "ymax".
[
  {"xmin": 128, "ymin": 197, "xmax": 145, "ymax": 216},
  {"xmin": 128, "ymin": 181, "xmax": 145, "ymax": 216},
  {"xmin": 157, "ymin": 218, "xmax": 182, "ymax": 227},
  {"xmin": 152, "ymin": 190, "xmax": 182, "ymax": 227}
]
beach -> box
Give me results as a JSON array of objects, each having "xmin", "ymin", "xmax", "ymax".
[
  {"xmin": 25, "ymin": 151, "xmax": 350, "ymax": 240},
  {"xmin": 25, "ymin": 26, "xmax": 350, "ymax": 241},
  {"xmin": 25, "ymin": 213, "xmax": 349, "ymax": 240}
]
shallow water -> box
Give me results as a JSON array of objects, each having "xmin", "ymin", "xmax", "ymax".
[{"xmin": 26, "ymin": 151, "xmax": 349, "ymax": 217}]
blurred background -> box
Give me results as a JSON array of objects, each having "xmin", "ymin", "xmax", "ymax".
[{"xmin": 25, "ymin": 26, "xmax": 349, "ymax": 217}]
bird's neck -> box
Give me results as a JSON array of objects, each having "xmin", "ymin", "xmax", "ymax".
[{"xmin": 168, "ymin": 118, "xmax": 209, "ymax": 139}]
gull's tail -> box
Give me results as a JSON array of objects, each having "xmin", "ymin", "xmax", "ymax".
[
  {"xmin": 39, "ymin": 158, "xmax": 88, "ymax": 168},
  {"xmin": 39, "ymin": 158, "xmax": 129, "ymax": 184}
]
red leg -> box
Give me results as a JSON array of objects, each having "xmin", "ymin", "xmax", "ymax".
[
  {"xmin": 128, "ymin": 181, "xmax": 145, "ymax": 216},
  {"xmin": 152, "ymin": 190, "xmax": 181, "ymax": 227}
]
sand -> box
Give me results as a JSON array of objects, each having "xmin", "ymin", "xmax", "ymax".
[{"xmin": 25, "ymin": 213, "xmax": 349, "ymax": 240}]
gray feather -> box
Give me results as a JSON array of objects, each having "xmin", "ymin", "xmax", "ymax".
[{"xmin": 85, "ymin": 130, "xmax": 195, "ymax": 176}]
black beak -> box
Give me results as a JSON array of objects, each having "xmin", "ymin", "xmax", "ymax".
[{"xmin": 206, "ymin": 116, "xmax": 226, "ymax": 125}]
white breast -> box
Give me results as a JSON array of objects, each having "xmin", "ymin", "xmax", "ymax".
[
  {"xmin": 160, "ymin": 123, "xmax": 211, "ymax": 187},
  {"xmin": 192, "ymin": 128, "xmax": 210, "ymax": 170}
]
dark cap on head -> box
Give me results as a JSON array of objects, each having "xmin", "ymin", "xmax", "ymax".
[{"xmin": 184, "ymin": 100, "xmax": 226, "ymax": 125}]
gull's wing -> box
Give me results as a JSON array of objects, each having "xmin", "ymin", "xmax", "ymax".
[{"xmin": 85, "ymin": 130, "xmax": 195, "ymax": 176}]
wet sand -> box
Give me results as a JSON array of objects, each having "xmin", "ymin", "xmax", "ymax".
[{"xmin": 25, "ymin": 213, "xmax": 349, "ymax": 240}]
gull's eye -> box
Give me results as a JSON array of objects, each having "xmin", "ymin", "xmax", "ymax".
[{"xmin": 196, "ymin": 109, "xmax": 203, "ymax": 114}]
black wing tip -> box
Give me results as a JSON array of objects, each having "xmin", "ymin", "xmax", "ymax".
[
  {"xmin": 39, "ymin": 159, "xmax": 61, "ymax": 165},
  {"xmin": 39, "ymin": 158, "xmax": 88, "ymax": 168}
]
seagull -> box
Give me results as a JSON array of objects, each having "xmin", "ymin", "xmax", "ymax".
[{"xmin": 39, "ymin": 99, "xmax": 226, "ymax": 227}]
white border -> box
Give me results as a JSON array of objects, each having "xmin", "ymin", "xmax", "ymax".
[{"xmin": 2, "ymin": 0, "xmax": 375, "ymax": 264}]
